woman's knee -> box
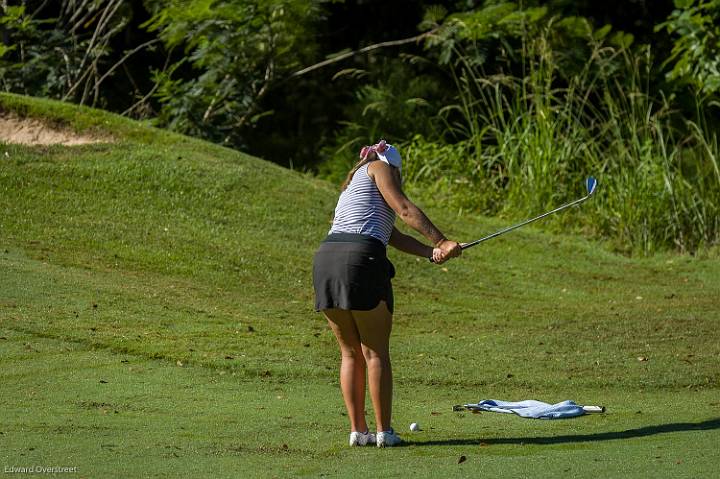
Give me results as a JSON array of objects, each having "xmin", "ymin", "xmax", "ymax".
[
  {"xmin": 340, "ymin": 344, "xmax": 365, "ymax": 362},
  {"xmin": 362, "ymin": 347, "xmax": 391, "ymax": 365}
]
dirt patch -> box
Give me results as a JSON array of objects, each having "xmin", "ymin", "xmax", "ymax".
[{"xmin": 0, "ymin": 113, "xmax": 110, "ymax": 146}]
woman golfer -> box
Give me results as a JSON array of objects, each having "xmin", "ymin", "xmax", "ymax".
[{"xmin": 313, "ymin": 140, "xmax": 461, "ymax": 447}]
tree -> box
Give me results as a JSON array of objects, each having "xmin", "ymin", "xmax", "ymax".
[
  {"xmin": 0, "ymin": 1, "xmax": 154, "ymax": 107},
  {"xmin": 658, "ymin": 0, "xmax": 720, "ymax": 97},
  {"xmin": 144, "ymin": 0, "xmax": 323, "ymax": 147}
]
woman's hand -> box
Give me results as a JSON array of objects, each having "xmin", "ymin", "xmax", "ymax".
[
  {"xmin": 439, "ymin": 239, "xmax": 462, "ymax": 260},
  {"xmin": 432, "ymin": 240, "xmax": 462, "ymax": 264},
  {"xmin": 431, "ymin": 247, "xmax": 446, "ymax": 264}
]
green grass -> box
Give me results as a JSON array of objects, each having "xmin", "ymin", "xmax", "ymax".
[{"xmin": 1, "ymin": 93, "xmax": 719, "ymax": 478}]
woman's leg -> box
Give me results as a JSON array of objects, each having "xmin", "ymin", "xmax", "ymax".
[
  {"xmin": 324, "ymin": 308, "xmax": 368, "ymax": 433},
  {"xmin": 352, "ymin": 301, "xmax": 393, "ymax": 432}
]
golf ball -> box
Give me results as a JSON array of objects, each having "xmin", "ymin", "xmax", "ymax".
[{"xmin": 409, "ymin": 422, "xmax": 420, "ymax": 431}]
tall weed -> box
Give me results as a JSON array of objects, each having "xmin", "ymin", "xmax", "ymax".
[{"xmin": 407, "ymin": 28, "xmax": 719, "ymax": 254}]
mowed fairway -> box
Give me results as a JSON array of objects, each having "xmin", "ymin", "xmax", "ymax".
[{"xmin": 1, "ymin": 94, "xmax": 719, "ymax": 478}]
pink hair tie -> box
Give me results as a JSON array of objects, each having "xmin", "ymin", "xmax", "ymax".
[
  {"xmin": 359, "ymin": 139, "xmax": 388, "ymax": 159},
  {"xmin": 359, "ymin": 146, "xmax": 371, "ymax": 160}
]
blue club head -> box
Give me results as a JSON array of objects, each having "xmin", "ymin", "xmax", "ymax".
[{"xmin": 586, "ymin": 176, "xmax": 597, "ymax": 196}]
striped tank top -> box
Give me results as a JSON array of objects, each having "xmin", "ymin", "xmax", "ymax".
[{"xmin": 329, "ymin": 163, "xmax": 396, "ymax": 245}]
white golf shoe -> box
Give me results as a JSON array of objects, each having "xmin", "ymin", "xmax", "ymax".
[
  {"xmin": 376, "ymin": 429, "xmax": 402, "ymax": 448},
  {"xmin": 349, "ymin": 430, "xmax": 376, "ymax": 447}
]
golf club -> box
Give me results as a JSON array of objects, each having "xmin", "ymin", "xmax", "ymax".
[{"xmin": 431, "ymin": 176, "xmax": 597, "ymax": 262}]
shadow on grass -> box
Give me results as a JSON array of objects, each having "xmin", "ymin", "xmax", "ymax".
[{"xmin": 409, "ymin": 418, "xmax": 720, "ymax": 447}]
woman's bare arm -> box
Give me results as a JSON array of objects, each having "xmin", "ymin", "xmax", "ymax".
[
  {"xmin": 388, "ymin": 226, "xmax": 434, "ymax": 257},
  {"xmin": 369, "ymin": 161, "xmax": 447, "ymax": 246}
]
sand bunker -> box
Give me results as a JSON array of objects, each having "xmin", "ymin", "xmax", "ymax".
[{"xmin": 0, "ymin": 113, "xmax": 108, "ymax": 146}]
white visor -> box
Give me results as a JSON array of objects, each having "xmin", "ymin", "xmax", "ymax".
[{"xmin": 377, "ymin": 144, "xmax": 402, "ymax": 171}]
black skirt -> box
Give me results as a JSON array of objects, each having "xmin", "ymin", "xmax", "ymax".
[{"xmin": 313, "ymin": 233, "xmax": 396, "ymax": 313}]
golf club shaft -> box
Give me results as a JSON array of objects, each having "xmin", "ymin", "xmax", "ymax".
[
  {"xmin": 462, "ymin": 193, "xmax": 592, "ymax": 251},
  {"xmin": 430, "ymin": 177, "xmax": 597, "ymax": 262}
]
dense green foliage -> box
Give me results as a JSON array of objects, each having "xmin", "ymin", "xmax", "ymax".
[
  {"xmin": 1, "ymin": 95, "xmax": 719, "ymax": 477},
  {"xmin": 1, "ymin": 1, "xmax": 719, "ymax": 253},
  {"xmin": 144, "ymin": 0, "xmax": 322, "ymax": 147},
  {"xmin": 658, "ymin": 0, "xmax": 720, "ymax": 95},
  {"xmin": 400, "ymin": 4, "xmax": 720, "ymax": 255},
  {"xmin": 0, "ymin": 1, "xmax": 141, "ymax": 106}
]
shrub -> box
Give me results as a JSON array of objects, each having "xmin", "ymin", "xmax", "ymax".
[{"xmin": 402, "ymin": 6, "xmax": 719, "ymax": 254}]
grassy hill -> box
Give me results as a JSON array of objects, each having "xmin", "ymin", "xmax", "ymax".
[{"xmin": 1, "ymin": 93, "xmax": 719, "ymax": 478}]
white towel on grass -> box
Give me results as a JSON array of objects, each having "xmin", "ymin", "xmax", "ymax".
[{"xmin": 464, "ymin": 399, "xmax": 585, "ymax": 419}]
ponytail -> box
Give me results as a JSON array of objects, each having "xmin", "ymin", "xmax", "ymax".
[{"xmin": 341, "ymin": 150, "xmax": 378, "ymax": 191}]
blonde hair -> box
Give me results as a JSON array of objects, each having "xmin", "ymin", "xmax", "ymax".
[{"xmin": 341, "ymin": 150, "xmax": 378, "ymax": 191}]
